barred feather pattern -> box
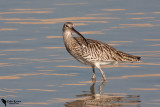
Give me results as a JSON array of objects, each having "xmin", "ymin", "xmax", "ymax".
[{"xmin": 64, "ymin": 37, "xmax": 140, "ymax": 66}]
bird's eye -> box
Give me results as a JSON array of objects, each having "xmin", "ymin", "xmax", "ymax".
[{"xmin": 65, "ymin": 25, "xmax": 69, "ymax": 28}]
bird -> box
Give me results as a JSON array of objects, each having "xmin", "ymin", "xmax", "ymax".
[
  {"xmin": 62, "ymin": 22, "xmax": 141, "ymax": 81},
  {"xmin": 1, "ymin": 98, "xmax": 6, "ymax": 106}
]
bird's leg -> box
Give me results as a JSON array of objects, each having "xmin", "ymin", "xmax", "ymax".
[
  {"xmin": 99, "ymin": 67, "xmax": 106, "ymax": 81},
  {"xmin": 95, "ymin": 63, "xmax": 107, "ymax": 81},
  {"xmin": 95, "ymin": 64, "xmax": 106, "ymax": 81},
  {"xmin": 92, "ymin": 66, "xmax": 96, "ymax": 82},
  {"xmin": 90, "ymin": 80, "xmax": 96, "ymax": 95},
  {"xmin": 99, "ymin": 80, "xmax": 106, "ymax": 95}
]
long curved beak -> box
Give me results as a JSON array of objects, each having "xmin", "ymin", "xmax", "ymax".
[{"xmin": 71, "ymin": 27, "xmax": 88, "ymax": 46}]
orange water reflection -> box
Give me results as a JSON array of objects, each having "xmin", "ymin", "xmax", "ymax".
[
  {"xmin": 0, "ymin": 11, "xmax": 52, "ymax": 14},
  {"xmin": 109, "ymin": 41, "xmax": 134, "ymax": 43},
  {"xmin": 130, "ymin": 88, "xmax": 159, "ymax": 91},
  {"xmin": 0, "ymin": 8, "xmax": 55, "ymax": 15},
  {"xmin": 86, "ymin": 13, "xmax": 110, "ymax": 16},
  {"xmin": 0, "ymin": 28, "xmax": 17, "ymax": 31},
  {"xmin": 120, "ymin": 23, "xmax": 154, "ymax": 27},
  {"xmin": 40, "ymin": 47, "xmax": 65, "ymax": 49},
  {"xmin": 144, "ymin": 39, "xmax": 160, "ymax": 41},
  {"xmin": 108, "ymin": 74, "xmax": 160, "ymax": 80},
  {"xmin": 46, "ymin": 36, "xmax": 62, "ymax": 39},
  {"xmin": 2, "ymin": 49, "xmax": 35, "ymax": 52},
  {"xmin": 128, "ymin": 17, "xmax": 155, "ymax": 20},
  {"xmin": 101, "ymin": 9, "xmax": 126, "ymax": 11},
  {"xmin": 0, "ymin": 72, "xmax": 78, "ymax": 80},
  {"xmin": 55, "ymin": 2, "xmax": 88, "ymax": 6},
  {"xmin": 0, "ymin": 41, "xmax": 19, "ymax": 43},
  {"xmin": 2, "ymin": 16, "xmax": 118, "ymax": 25},
  {"xmin": 125, "ymin": 13, "xmax": 145, "ymax": 15},
  {"xmin": 9, "ymin": 8, "xmax": 55, "ymax": 11},
  {"xmin": 24, "ymin": 38, "xmax": 36, "ymax": 40},
  {"xmin": 37, "ymin": 70, "xmax": 56, "ymax": 72},
  {"xmin": 128, "ymin": 51, "xmax": 160, "ymax": 53},
  {"xmin": 0, "ymin": 88, "xmax": 56, "ymax": 93},
  {"xmin": 23, "ymin": 102, "xmax": 49, "ymax": 105},
  {"xmin": 152, "ymin": 12, "xmax": 160, "ymax": 14},
  {"xmin": 62, "ymin": 84, "xmax": 87, "ymax": 86},
  {"xmin": 0, "ymin": 63, "xmax": 12, "ymax": 67},
  {"xmin": 149, "ymin": 44, "xmax": 160, "ymax": 46},
  {"xmin": 80, "ymin": 31, "xmax": 104, "ymax": 34}
]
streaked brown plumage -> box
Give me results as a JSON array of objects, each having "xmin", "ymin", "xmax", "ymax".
[{"xmin": 62, "ymin": 22, "xmax": 141, "ymax": 81}]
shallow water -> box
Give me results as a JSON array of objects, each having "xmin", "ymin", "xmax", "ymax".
[{"xmin": 0, "ymin": 0, "xmax": 160, "ymax": 107}]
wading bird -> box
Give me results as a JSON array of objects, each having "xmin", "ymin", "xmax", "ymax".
[{"xmin": 62, "ymin": 22, "xmax": 141, "ymax": 81}]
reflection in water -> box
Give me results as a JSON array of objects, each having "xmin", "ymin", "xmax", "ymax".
[
  {"xmin": 120, "ymin": 23, "xmax": 154, "ymax": 27},
  {"xmin": 65, "ymin": 81, "xmax": 141, "ymax": 107},
  {"xmin": 144, "ymin": 39, "xmax": 160, "ymax": 41},
  {"xmin": 0, "ymin": 28, "xmax": 17, "ymax": 31},
  {"xmin": 0, "ymin": 10, "xmax": 52, "ymax": 14},
  {"xmin": 0, "ymin": 41, "xmax": 19, "ymax": 43},
  {"xmin": 128, "ymin": 17, "xmax": 155, "ymax": 20},
  {"xmin": 55, "ymin": 2, "xmax": 88, "ymax": 6},
  {"xmin": 2, "ymin": 49, "xmax": 35, "ymax": 52},
  {"xmin": 125, "ymin": 13, "xmax": 145, "ymax": 15},
  {"xmin": 2, "ymin": 16, "xmax": 116, "ymax": 25},
  {"xmin": 101, "ymin": 9, "xmax": 125, "ymax": 11}
]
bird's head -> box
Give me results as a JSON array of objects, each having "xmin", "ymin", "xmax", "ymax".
[
  {"xmin": 63, "ymin": 22, "xmax": 88, "ymax": 46},
  {"xmin": 63, "ymin": 22, "xmax": 74, "ymax": 31}
]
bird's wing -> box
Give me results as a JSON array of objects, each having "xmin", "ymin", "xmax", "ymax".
[{"xmin": 73, "ymin": 37, "xmax": 140, "ymax": 62}]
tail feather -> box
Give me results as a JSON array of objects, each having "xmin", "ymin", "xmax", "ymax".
[
  {"xmin": 137, "ymin": 56, "xmax": 141, "ymax": 60},
  {"xmin": 117, "ymin": 51, "xmax": 141, "ymax": 62}
]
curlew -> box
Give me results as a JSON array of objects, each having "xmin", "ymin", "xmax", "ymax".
[{"xmin": 62, "ymin": 22, "xmax": 141, "ymax": 81}]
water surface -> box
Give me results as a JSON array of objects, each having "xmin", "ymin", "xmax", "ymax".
[{"xmin": 0, "ymin": 0, "xmax": 160, "ymax": 107}]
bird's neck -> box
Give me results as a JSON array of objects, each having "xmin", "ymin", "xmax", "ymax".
[{"xmin": 63, "ymin": 30, "xmax": 74, "ymax": 47}]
